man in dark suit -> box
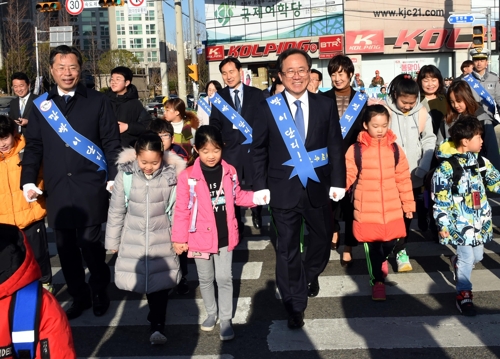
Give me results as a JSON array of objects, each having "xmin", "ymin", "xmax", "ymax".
[
  {"xmin": 210, "ymin": 57, "xmax": 265, "ymax": 232},
  {"xmin": 251, "ymin": 49, "xmax": 346, "ymax": 329},
  {"xmin": 9, "ymin": 72, "xmax": 37, "ymax": 136},
  {"xmin": 21, "ymin": 45, "xmax": 121, "ymax": 320}
]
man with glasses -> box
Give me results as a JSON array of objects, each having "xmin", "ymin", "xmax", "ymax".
[
  {"xmin": 9, "ymin": 72, "xmax": 38, "ymax": 136},
  {"xmin": 307, "ymin": 69, "xmax": 322, "ymax": 93},
  {"xmin": 210, "ymin": 57, "xmax": 266, "ymax": 233},
  {"xmin": 252, "ymin": 49, "xmax": 345, "ymax": 329},
  {"xmin": 106, "ymin": 66, "xmax": 151, "ymax": 148},
  {"xmin": 21, "ymin": 45, "xmax": 121, "ymax": 320}
]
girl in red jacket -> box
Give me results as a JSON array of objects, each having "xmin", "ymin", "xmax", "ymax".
[
  {"xmin": 172, "ymin": 125, "xmax": 256, "ymax": 341},
  {"xmin": 345, "ymin": 105, "xmax": 415, "ymax": 301}
]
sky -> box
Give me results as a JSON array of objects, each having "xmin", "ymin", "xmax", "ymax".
[{"xmin": 162, "ymin": 0, "xmax": 206, "ymax": 44}]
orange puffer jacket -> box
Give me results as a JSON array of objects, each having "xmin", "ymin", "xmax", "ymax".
[
  {"xmin": 345, "ymin": 130, "xmax": 415, "ymax": 242},
  {"xmin": 0, "ymin": 136, "xmax": 46, "ymax": 229}
]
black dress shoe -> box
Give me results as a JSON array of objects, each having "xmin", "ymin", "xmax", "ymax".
[
  {"xmin": 307, "ymin": 277, "xmax": 320, "ymax": 297},
  {"xmin": 287, "ymin": 311, "xmax": 304, "ymax": 329},
  {"xmin": 66, "ymin": 299, "xmax": 92, "ymax": 320},
  {"xmin": 252, "ymin": 213, "xmax": 262, "ymax": 229},
  {"xmin": 92, "ymin": 291, "xmax": 110, "ymax": 317}
]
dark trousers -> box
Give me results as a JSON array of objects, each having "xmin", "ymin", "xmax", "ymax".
[
  {"xmin": 23, "ymin": 219, "xmax": 52, "ymax": 284},
  {"xmin": 179, "ymin": 251, "xmax": 188, "ymax": 277},
  {"xmin": 271, "ymin": 189, "xmax": 333, "ymax": 314},
  {"xmin": 364, "ymin": 240, "xmax": 397, "ymax": 285},
  {"xmin": 146, "ymin": 289, "xmax": 169, "ymax": 331},
  {"xmin": 333, "ymin": 195, "xmax": 358, "ymax": 247},
  {"xmin": 393, "ymin": 188, "xmax": 420, "ymax": 254},
  {"xmin": 54, "ymin": 224, "xmax": 110, "ymax": 302}
]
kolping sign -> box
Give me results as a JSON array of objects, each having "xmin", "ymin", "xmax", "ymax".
[{"xmin": 345, "ymin": 30, "xmax": 385, "ymax": 54}]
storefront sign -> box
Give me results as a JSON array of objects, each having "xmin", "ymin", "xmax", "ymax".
[
  {"xmin": 319, "ymin": 35, "xmax": 343, "ymax": 58},
  {"xmin": 206, "ymin": 45, "xmax": 225, "ymax": 61},
  {"xmin": 345, "ymin": 30, "xmax": 384, "ymax": 54}
]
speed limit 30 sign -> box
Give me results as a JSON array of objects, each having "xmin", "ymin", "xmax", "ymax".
[
  {"xmin": 66, "ymin": 0, "xmax": 84, "ymax": 15},
  {"xmin": 129, "ymin": 0, "xmax": 145, "ymax": 5}
]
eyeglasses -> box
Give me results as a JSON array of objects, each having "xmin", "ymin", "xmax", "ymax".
[
  {"xmin": 159, "ymin": 133, "xmax": 172, "ymax": 139},
  {"xmin": 109, "ymin": 78, "xmax": 125, "ymax": 83},
  {"xmin": 281, "ymin": 69, "xmax": 309, "ymax": 78}
]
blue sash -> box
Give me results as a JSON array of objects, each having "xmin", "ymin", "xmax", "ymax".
[
  {"xmin": 197, "ymin": 97, "xmax": 211, "ymax": 117},
  {"xmin": 464, "ymin": 74, "xmax": 495, "ymax": 114},
  {"xmin": 267, "ymin": 93, "xmax": 329, "ymax": 187},
  {"xmin": 12, "ymin": 280, "xmax": 39, "ymax": 359},
  {"xmin": 34, "ymin": 93, "xmax": 108, "ymax": 176},
  {"xmin": 340, "ymin": 92, "xmax": 367, "ymax": 138},
  {"xmin": 210, "ymin": 93, "xmax": 252, "ymax": 144}
]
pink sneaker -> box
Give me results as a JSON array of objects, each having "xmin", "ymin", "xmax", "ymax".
[
  {"xmin": 382, "ymin": 260, "xmax": 388, "ymax": 278},
  {"xmin": 372, "ymin": 282, "xmax": 386, "ymax": 301}
]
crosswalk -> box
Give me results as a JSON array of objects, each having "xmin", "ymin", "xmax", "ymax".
[{"xmin": 45, "ymin": 206, "xmax": 500, "ymax": 358}]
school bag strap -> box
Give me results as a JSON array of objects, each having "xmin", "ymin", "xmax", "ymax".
[
  {"xmin": 9, "ymin": 280, "xmax": 42, "ymax": 359},
  {"xmin": 123, "ymin": 171, "xmax": 133, "ymax": 208},
  {"xmin": 354, "ymin": 141, "xmax": 400, "ymax": 174}
]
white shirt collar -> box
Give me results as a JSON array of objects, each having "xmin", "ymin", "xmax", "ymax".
[
  {"xmin": 20, "ymin": 93, "xmax": 31, "ymax": 101},
  {"xmin": 230, "ymin": 82, "xmax": 243, "ymax": 94},
  {"xmin": 57, "ymin": 87, "xmax": 76, "ymax": 97},
  {"xmin": 284, "ymin": 89, "xmax": 309, "ymax": 108}
]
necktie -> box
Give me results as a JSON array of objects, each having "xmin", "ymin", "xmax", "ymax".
[
  {"xmin": 20, "ymin": 98, "xmax": 26, "ymax": 117},
  {"xmin": 294, "ymin": 100, "xmax": 305, "ymax": 141},
  {"xmin": 62, "ymin": 94, "xmax": 71, "ymax": 103},
  {"xmin": 233, "ymin": 89, "xmax": 241, "ymax": 114}
]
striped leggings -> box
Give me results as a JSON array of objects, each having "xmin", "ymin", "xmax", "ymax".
[{"xmin": 364, "ymin": 240, "xmax": 397, "ymax": 286}]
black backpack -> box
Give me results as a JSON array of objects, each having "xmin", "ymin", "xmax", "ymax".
[
  {"xmin": 424, "ymin": 155, "xmax": 487, "ymax": 194},
  {"xmin": 354, "ymin": 141, "xmax": 400, "ymax": 172}
]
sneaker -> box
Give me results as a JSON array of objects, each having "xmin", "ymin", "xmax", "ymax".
[
  {"xmin": 200, "ymin": 315, "xmax": 218, "ymax": 331},
  {"xmin": 150, "ymin": 331, "xmax": 167, "ymax": 345},
  {"xmin": 396, "ymin": 249, "xmax": 413, "ymax": 272},
  {"xmin": 219, "ymin": 320, "xmax": 235, "ymax": 341},
  {"xmin": 176, "ymin": 277, "xmax": 190, "ymax": 295},
  {"xmin": 456, "ymin": 290, "xmax": 476, "ymax": 316},
  {"xmin": 381, "ymin": 260, "xmax": 388, "ymax": 278},
  {"xmin": 372, "ymin": 282, "xmax": 386, "ymax": 301},
  {"xmin": 42, "ymin": 283, "xmax": 55, "ymax": 294},
  {"xmin": 450, "ymin": 255, "xmax": 458, "ymax": 281}
]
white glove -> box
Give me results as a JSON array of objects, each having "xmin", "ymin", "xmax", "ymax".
[
  {"xmin": 253, "ymin": 189, "xmax": 271, "ymax": 206},
  {"xmin": 22, "ymin": 183, "xmax": 43, "ymax": 203},
  {"xmin": 106, "ymin": 181, "xmax": 115, "ymax": 193},
  {"xmin": 329, "ymin": 187, "xmax": 346, "ymax": 202}
]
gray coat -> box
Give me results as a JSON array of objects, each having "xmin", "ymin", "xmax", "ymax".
[{"xmin": 105, "ymin": 148, "xmax": 186, "ymax": 294}]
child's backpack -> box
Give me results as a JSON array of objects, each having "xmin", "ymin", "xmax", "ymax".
[
  {"xmin": 123, "ymin": 172, "xmax": 177, "ymax": 222},
  {"xmin": 9, "ymin": 280, "xmax": 42, "ymax": 359},
  {"xmin": 424, "ymin": 155, "xmax": 487, "ymax": 194}
]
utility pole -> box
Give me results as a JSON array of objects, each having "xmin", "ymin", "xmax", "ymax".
[
  {"xmin": 188, "ymin": 0, "xmax": 198, "ymax": 103},
  {"xmin": 175, "ymin": 0, "xmax": 186, "ymax": 102},
  {"xmin": 158, "ymin": 2, "xmax": 168, "ymax": 97}
]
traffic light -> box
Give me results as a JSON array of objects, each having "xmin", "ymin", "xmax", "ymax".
[
  {"xmin": 99, "ymin": 0, "xmax": 124, "ymax": 6},
  {"xmin": 36, "ymin": 1, "xmax": 61, "ymax": 12},
  {"xmin": 188, "ymin": 64, "xmax": 198, "ymax": 82},
  {"xmin": 472, "ymin": 25, "xmax": 485, "ymax": 49}
]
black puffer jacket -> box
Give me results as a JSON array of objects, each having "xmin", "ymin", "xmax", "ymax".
[{"xmin": 107, "ymin": 84, "xmax": 152, "ymax": 148}]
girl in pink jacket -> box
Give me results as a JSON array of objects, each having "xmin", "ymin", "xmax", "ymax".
[{"xmin": 172, "ymin": 125, "xmax": 256, "ymax": 341}]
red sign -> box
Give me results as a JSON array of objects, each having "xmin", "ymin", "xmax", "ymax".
[
  {"xmin": 345, "ymin": 30, "xmax": 384, "ymax": 54},
  {"xmin": 206, "ymin": 46, "xmax": 224, "ymax": 61},
  {"xmin": 318, "ymin": 36, "xmax": 343, "ymax": 58},
  {"xmin": 394, "ymin": 28, "xmax": 470, "ymax": 51}
]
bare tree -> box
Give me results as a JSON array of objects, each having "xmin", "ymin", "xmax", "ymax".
[
  {"xmin": 3, "ymin": 0, "xmax": 33, "ymax": 93},
  {"xmin": 149, "ymin": 67, "xmax": 162, "ymax": 97}
]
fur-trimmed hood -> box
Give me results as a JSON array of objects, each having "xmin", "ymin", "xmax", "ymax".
[{"xmin": 116, "ymin": 147, "xmax": 187, "ymax": 177}]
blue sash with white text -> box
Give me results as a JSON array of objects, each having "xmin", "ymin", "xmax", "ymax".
[
  {"xmin": 267, "ymin": 93, "xmax": 329, "ymax": 187},
  {"xmin": 34, "ymin": 93, "xmax": 108, "ymax": 176},
  {"xmin": 464, "ymin": 74, "xmax": 495, "ymax": 114},
  {"xmin": 210, "ymin": 93, "xmax": 252, "ymax": 144},
  {"xmin": 340, "ymin": 92, "xmax": 367, "ymax": 138},
  {"xmin": 198, "ymin": 97, "xmax": 211, "ymax": 117}
]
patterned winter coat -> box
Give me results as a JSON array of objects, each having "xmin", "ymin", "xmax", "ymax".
[
  {"xmin": 105, "ymin": 148, "xmax": 186, "ymax": 294},
  {"xmin": 345, "ymin": 130, "xmax": 415, "ymax": 242},
  {"xmin": 431, "ymin": 139, "xmax": 500, "ymax": 246}
]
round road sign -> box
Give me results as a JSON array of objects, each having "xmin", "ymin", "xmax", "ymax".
[
  {"xmin": 66, "ymin": 0, "xmax": 84, "ymax": 16},
  {"xmin": 129, "ymin": 0, "xmax": 145, "ymax": 6}
]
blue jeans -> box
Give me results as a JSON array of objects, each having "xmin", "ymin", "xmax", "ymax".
[{"xmin": 456, "ymin": 244, "xmax": 484, "ymax": 292}]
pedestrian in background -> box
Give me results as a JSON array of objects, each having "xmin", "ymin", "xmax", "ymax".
[
  {"xmin": 197, "ymin": 80, "xmax": 222, "ymax": 126},
  {"xmin": 163, "ymin": 97, "xmax": 199, "ymax": 155},
  {"xmin": 9, "ymin": 72, "xmax": 37, "ymax": 136}
]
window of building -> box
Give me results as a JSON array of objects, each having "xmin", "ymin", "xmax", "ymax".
[
  {"xmin": 100, "ymin": 25, "xmax": 109, "ymax": 36},
  {"xmin": 81, "ymin": 10, "xmax": 97, "ymax": 22},
  {"xmin": 129, "ymin": 24, "xmax": 143, "ymax": 35},
  {"xmin": 116, "ymin": 10, "xmax": 124, "ymax": 22},
  {"xmin": 147, "ymin": 0, "xmax": 154, "ymax": 7},
  {"xmin": 147, "ymin": 51, "xmax": 158, "ymax": 62},
  {"xmin": 133, "ymin": 51, "xmax": 144, "ymax": 63},
  {"xmin": 117, "ymin": 24, "xmax": 125, "ymax": 35},
  {"xmin": 146, "ymin": 24, "xmax": 156, "ymax": 35},
  {"xmin": 130, "ymin": 38, "xmax": 143, "ymax": 49},
  {"xmin": 146, "ymin": 38, "xmax": 156, "ymax": 48},
  {"xmin": 128, "ymin": 13, "xmax": 142, "ymax": 21},
  {"xmin": 118, "ymin": 38, "xmax": 126, "ymax": 49},
  {"xmin": 145, "ymin": 10, "xmax": 155, "ymax": 21},
  {"xmin": 99, "ymin": 9, "xmax": 108, "ymax": 21},
  {"xmin": 83, "ymin": 39, "xmax": 96, "ymax": 51},
  {"xmin": 101, "ymin": 38, "xmax": 110, "ymax": 49},
  {"xmin": 82, "ymin": 25, "xmax": 96, "ymax": 36}
]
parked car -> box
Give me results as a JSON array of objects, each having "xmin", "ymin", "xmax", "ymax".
[
  {"xmin": 0, "ymin": 96, "xmax": 16, "ymax": 117},
  {"xmin": 187, "ymin": 94, "xmax": 195, "ymax": 109},
  {"xmin": 145, "ymin": 95, "xmax": 166, "ymax": 117}
]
